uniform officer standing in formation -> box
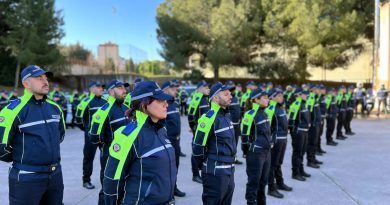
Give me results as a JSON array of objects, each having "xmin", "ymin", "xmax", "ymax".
[
  {"xmin": 306, "ymin": 85, "xmax": 323, "ymax": 169},
  {"xmin": 188, "ymin": 80, "xmax": 210, "ymax": 183},
  {"xmin": 226, "ymin": 81, "xmax": 243, "ymax": 165},
  {"xmin": 103, "ymin": 80, "xmax": 176, "ymax": 205},
  {"xmin": 88, "ymin": 79, "xmax": 130, "ymax": 205},
  {"xmin": 193, "ymin": 82, "xmax": 236, "ymax": 205},
  {"xmin": 336, "ymin": 86, "xmax": 348, "ymax": 140},
  {"xmin": 241, "ymin": 88, "xmax": 272, "ymax": 205},
  {"xmin": 345, "ymin": 85, "xmax": 356, "ymax": 135},
  {"xmin": 317, "ymin": 85, "xmax": 327, "ymax": 155},
  {"xmin": 288, "ymin": 88, "xmax": 311, "ymax": 181},
  {"xmin": 266, "ymin": 88, "xmax": 293, "ymax": 199},
  {"xmin": 0, "ymin": 65, "xmax": 66, "ymax": 205},
  {"xmin": 325, "ymin": 88, "xmax": 339, "ymax": 146},
  {"xmin": 75, "ymin": 81, "xmax": 107, "ymax": 189},
  {"xmin": 162, "ymin": 80, "xmax": 186, "ymax": 197}
]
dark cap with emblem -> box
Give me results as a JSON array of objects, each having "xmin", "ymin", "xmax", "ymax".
[
  {"xmin": 197, "ymin": 80, "xmax": 208, "ymax": 89},
  {"xmin": 88, "ymin": 81, "xmax": 105, "ymax": 88},
  {"xmin": 106, "ymin": 79, "xmax": 130, "ymax": 91},
  {"xmin": 131, "ymin": 80, "xmax": 172, "ymax": 101},
  {"xmin": 250, "ymin": 88, "xmax": 268, "ymax": 99},
  {"xmin": 209, "ymin": 82, "xmax": 234, "ymax": 100},
  {"xmin": 161, "ymin": 80, "xmax": 180, "ymax": 90},
  {"xmin": 20, "ymin": 65, "xmax": 53, "ymax": 81},
  {"xmin": 268, "ymin": 88, "xmax": 282, "ymax": 98}
]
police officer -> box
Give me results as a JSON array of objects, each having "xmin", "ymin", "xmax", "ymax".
[
  {"xmin": 284, "ymin": 85, "xmax": 294, "ymax": 110},
  {"xmin": 345, "ymin": 85, "xmax": 356, "ymax": 135},
  {"xmin": 306, "ymin": 85, "xmax": 323, "ymax": 169},
  {"xmin": 75, "ymin": 81, "xmax": 107, "ymax": 189},
  {"xmin": 376, "ymin": 84, "xmax": 388, "ymax": 116},
  {"xmin": 241, "ymin": 88, "xmax": 271, "ymax": 205},
  {"xmin": 88, "ymin": 79, "xmax": 130, "ymax": 205},
  {"xmin": 234, "ymin": 83, "xmax": 243, "ymax": 100},
  {"xmin": 288, "ymin": 88, "xmax": 311, "ymax": 181},
  {"xmin": 188, "ymin": 80, "xmax": 210, "ymax": 183},
  {"xmin": 226, "ymin": 81, "xmax": 243, "ymax": 165},
  {"xmin": 161, "ymin": 80, "xmax": 186, "ymax": 197},
  {"xmin": 317, "ymin": 85, "xmax": 327, "ymax": 155},
  {"xmin": 354, "ymin": 83, "xmax": 366, "ymax": 115},
  {"xmin": 0, "ymin": 65, "xmax": 65, "ymax": 205},
  {"xmin": 266, "ymin": 88, "xmax": 293, "ymax": 199},
  {"xmin": 193, "ymin": 82, "xmax": 236, "ymax": 205},
  {"xmin": 240, "ymin": 81, "xmax": 258, "ymax": 116},
  {"xmin": 325, "ymin": 88, "xmax": 339, "ymax": 146},
  {"xmin": 103, "ymin": 80, "xmax": 176, "ymax": 205},
  {"xmin": 69, "ymin": 89, "xmax": 81, "ymax": 128},
  {"xmin": 49, "ymin": 84, "xmax": 68, "ymax": 123},
  {"xmin": 336, "ymin": 85, "xmax": 348, "ymax": 140},
  {"xmin": 178, "ymin": 88, "xmax": 189, "ymax": 116}
]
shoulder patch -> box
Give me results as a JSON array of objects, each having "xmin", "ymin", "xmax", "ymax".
[
  {"xmin": 7, "ymin": 99, "xmax": 21, "ymax": 110},
  {"xmin": 196, "ymin": 97, "xmax": 200, "ymax": 101},
  {"xmin": 295, "ymin": 101, "xmax": 299, "ymax": 105},
  {"xmin": 101, "ymin": 103, "xmax": 110, "ymax": 111},
  {"xmin": 248, "ymin": 109, "xmax": 255, "ymax": 115},
  {"xmin": 206, "ymin": 110, "xmax": 215, "ymax": 118},
  {"xmin": 122, "ymin": 122, "xmax": 137, "ymax": 136},
  {"xmin": 83, "ymin": 97, "xmax": 90, "ymax": 102},
  {"xmin": 268, "ymin": 105, "xmax": 274, "ymax": 110}
]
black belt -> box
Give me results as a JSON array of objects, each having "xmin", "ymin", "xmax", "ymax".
[{"xmin": 13, "ymin": 162, "xmax": 60, "ymax": 173}]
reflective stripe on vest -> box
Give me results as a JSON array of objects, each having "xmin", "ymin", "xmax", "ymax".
[
  {"xmin": 89, "ymin": 96, "xmax": 116, "ymax": 136},
  {"xmin": 265, "ymin": 100, "xmax": 277, "ymax": 125},
  {"xmin": 75, "ymin": 93, "xmax": 95, "ymax": 118},
  {"xmin": 241, "ymin": 103, "xmax": 260, "ymax": 136},
  {"xmin": 194, "ymin": 102, "xmax": 220, "ymax": 146},
  {"xmin": 124, "ymin": 93, "xmax": 132, "ymax": 108},
  {"xmin": 288, "ymin": 97, "xmax": 302, "ymax": 121},
  {"xmin": 306, "ymin": 92, "xmax": 315, "ymax": 112},
  {"xmin": 0, "ymin": 90, "xmax": 33, "ymax": 144},
  {"xmin": 336, "ymin": 93, "xmax": 343, "ymax": 105},
  {"xmin": 107, "ymin": 111, "xmax": 148, "ymax": 180},
  {"xmin": 188, "ymin": 92, "xmax": 204, "ymax": 115},
  {"xmin": 325, "ymin": 95, "xmax": 333, "ymax": 109}
]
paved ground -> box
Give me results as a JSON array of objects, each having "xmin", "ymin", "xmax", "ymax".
[{"xmin": 1, "ymin": 115, "xmax": 390, "ymax": 205}]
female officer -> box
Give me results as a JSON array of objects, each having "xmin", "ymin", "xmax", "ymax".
[
  {"xmin": 241, "ymin": 88, "xmax": 272, "ymax": 205},
  {"xmin": 103, "ymin": 81, "xmax": 177, "ymax": 205}
]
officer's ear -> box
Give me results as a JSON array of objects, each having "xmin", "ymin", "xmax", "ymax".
[{"xmin": 22, "ymin": 79, "xmax": 31, "ymax": 89}]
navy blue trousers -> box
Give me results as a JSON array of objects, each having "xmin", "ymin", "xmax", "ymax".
[
  {"xmin": 9, "ymin": 167, "xmax": 63, "ymax": 205},
  {"xmin": 202, "ymin": 173, "xmax": 235, "ymax": 205},
  {"xmin": 245, "ymin": 149, "xmax": 271, "ymax": 205}
]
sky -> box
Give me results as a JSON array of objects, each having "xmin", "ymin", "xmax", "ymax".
[{"xmin": 55, "ymin": 0, "xmax": 165, "ymax": 62}]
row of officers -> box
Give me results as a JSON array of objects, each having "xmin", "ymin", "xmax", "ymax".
[{"xmin": 0, "ymin": 65, "xmax": 356, "ymax": 205}]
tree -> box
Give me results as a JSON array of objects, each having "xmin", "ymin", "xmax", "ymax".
[
  {"xmin": 262, "ymin": 0, "xmax": 368, "ymax": 76},
  {"xmin": 126, "ymin": 58, "xmax": 135, "ymax": 72},
  {"xmin": 0, "ymin": 0, "xmax": 64, "ymax": 88},
  {"xmin": 65, "ymin": 43, "xmax": 91, "ymax": 63},
  {"xmin": 157, "ymin": 0, "xmax": 264, "ymax": 81}
]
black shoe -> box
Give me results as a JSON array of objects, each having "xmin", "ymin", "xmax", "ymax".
[
  {"xmin": 341, "ymin": 135, "xmax": 348, "ymax": 139},
  {"xmin": 179, "ymin": 152, "xmax": 186, "ymax": 157},
  {"xmin": 327, "ymin": 141, "xmax": 338, "ymax": 146},
  {"xmin": 268, "ymin": 189, "xmax": 284, "ymax": 198},
  {"xmin": 314, "ymin": 159, "xmax": 323, "ymax": 165},
  {"xmin": 336, "ymin": 136, "xmax": 345, "ymax": 140},
  {"xmin": 315, "ymin": 151, "xmax": 323, "ymax": 156},
  {"xmin": 192, "ymin": 176, "xmax": 202, "ymax": 184},
  {"xmin": 277, "ymin": 183, "xmax": 293, "ymax": 191},
  {"xmin": 234, "ymin": 159, "xmax": 243, "ymax": 165},
  {"xmin": 83, "ymin": 182, "xmax": 95, "ymax": 189},
  {"xmin": 345, "ymin": 132, "xmax": 355, "ymax": 136},
  {"xmin": 319, "ymin": 149, "xmax": 327, "ymax": 154},
  {"xmin": 307, "ymin": 162, "xmax": 320, "ymax": 169},
  {"xmin": 292, "ymin": 175, "xmax": 306, "ymax": 181},
  {"xmin": 174, "ymin": 187, "xmax": 186, "ymax": 197},
  {"xmin": 301, "ymin": 171, "xmax": 311, "ymax": 178}
]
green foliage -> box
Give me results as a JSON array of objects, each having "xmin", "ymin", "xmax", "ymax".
[
  {"xmin": 0, "ymin": 0, "xmax": 64, "ymax": 88},
  {"xmin": 183, "ymin": 69, "xmax": 205, "ymax": 83},
  {"xmin": 64, "ymin": 43, "xmax": 91, "ymax": 62}
]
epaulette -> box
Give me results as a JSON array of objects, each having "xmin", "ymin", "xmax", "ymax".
[
  {"xmin": 206, "ymin": 110, "xmax": 215, "ymax": 118},
  {"xmin": 7, "ymin": 99, "xmax": 21, "ymax": 110},
  {"xmin": 122, "ymin": 122, "xmax": 137, "ymax": 136}
]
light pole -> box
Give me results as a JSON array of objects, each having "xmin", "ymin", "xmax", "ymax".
[{"xmin": 373, "ymin": 0, "xmax": 380, "ymax": 87}]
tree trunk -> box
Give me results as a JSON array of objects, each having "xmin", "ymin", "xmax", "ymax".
[
  {"xmin": 295, "ymin": 48, "xmax": 308, "ymax": 82},
  {"xmin": 14, "ymin": 61, "xmax": 21, "ymax": 89},
  {"xmin": 213, "ymin": 66, "xmax": 219, "ymax": 82}
]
